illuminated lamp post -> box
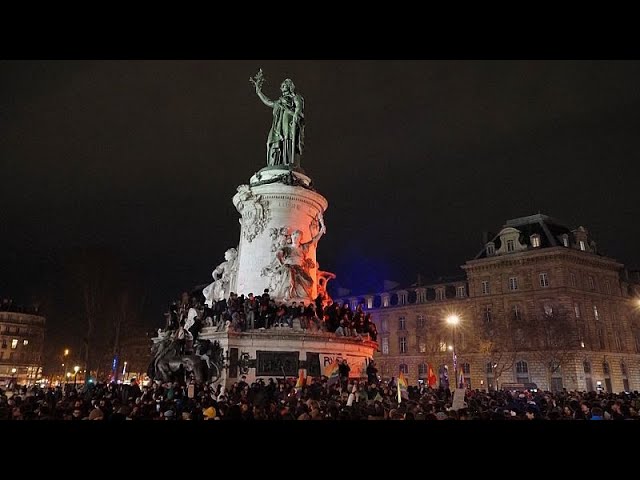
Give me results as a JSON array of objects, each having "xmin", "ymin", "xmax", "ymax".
[
  {"xmin": 73, "ymin": 365, "xmax": 80, "ymax": 387},
  {"xmin": 446, "ymin": 314, "xmax": 460, "ymax": 388}
]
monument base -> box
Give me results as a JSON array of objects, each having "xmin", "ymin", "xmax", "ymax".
[{"xmin": 199, "ymin": 328, "xmax": 377, "ymax": 389}]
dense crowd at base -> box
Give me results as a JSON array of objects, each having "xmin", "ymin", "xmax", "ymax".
[{"xmin": 2, "ymin": 372, "xmax": 639, "ymax": 420}]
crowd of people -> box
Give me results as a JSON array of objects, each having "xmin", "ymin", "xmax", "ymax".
[
  {"xmin": 161, "ymin": 289, "xmax": 378, "ymax": 343},
  {"xmin": 1, "ymin": 374, "xmax": 639, "ymax": 420}
]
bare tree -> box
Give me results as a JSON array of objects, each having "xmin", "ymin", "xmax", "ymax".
[
  {"xmin": 521, "ymin": 304, "xmax": 576, "ymax": 390},
  {"xmin": 474, "ymin": 311, "xmax": 527, "ymax": 390}
]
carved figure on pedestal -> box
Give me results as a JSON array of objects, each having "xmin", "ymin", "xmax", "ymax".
[
  {"xmin": 203, "ymin": 248, "xmax": 238, "ymax": 308},
  {"xmin": 260, "ymin": 227, "xmax": 290, "ymax": 297},
  {"xmin": 250, "ymin": 69, "xmax": 305, "ymax": 167},
  {"xmin": 276, "ymin": 213, "xmax": 326, "ymax": 301}
]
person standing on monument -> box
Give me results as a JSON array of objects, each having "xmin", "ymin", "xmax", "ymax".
[{"xmin": 251, "ymin": 70, "xmax": 305, "ymax": 167}]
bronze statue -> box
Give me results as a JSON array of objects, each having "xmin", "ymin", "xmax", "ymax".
[{"xmin": 251, "ymin": 69, "xmax": 305, "ymax": 167}]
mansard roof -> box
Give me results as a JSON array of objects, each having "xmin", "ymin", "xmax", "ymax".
[{"xmin": 474, "ymin": 213, "xmax": 594, "ymax": 260}]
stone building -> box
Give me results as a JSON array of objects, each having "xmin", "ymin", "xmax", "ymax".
[
  {"xmin": 336, "ymin": 214, "xmax": 640, "ymax": 393},
  {"xmin": 0, "ymin": 306, "xmax": 45, "ymax": 386}
]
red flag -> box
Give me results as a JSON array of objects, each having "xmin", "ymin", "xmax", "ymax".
[{"xmin": 427, "ymin": 364, "xmax": 437, "ymax": 387}]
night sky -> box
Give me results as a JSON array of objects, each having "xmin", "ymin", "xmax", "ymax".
[{"xmin": 2, "ymin": 60, "xmax": 640, "ymax": 356}]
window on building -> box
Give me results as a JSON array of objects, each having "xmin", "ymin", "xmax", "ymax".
[
  {"xmin": 603, "ymin": 362, "xmax": 610, "ymax": 375},
  {"xmin": 531, "ymin": 235, "xmax": 541, "ymax": 248},
  {"xmin": 583, "ymin": 361, "xmax": 591, "ymax": 374},
  {"xmin": 398, "ymin": 316, "xmax": 406, "ymax": 331},
  {"xmin": 539, "ymin": 273, "xmax": 549, "ymax": 287},
  {"xmin": 621, "ymin": 362, "xmax": 628, "ymax": 376},
  {"xmin": 382, "ymin": 296, "xmax": 390, "ymax": 308},
  {"xmin": 614, "ymin": 331, "xmax": 622, "ymax": 351},
  {"xmin": 486, "ymin": 362, "xmax": 495, "ymax": 374},
  {"xmin": 457, "ymin": 286, "xmax": 466, "ymax": 298},
  {"xmin": 381, "ymin": 318, "xmax": 388, "ymax": 332},
  {"xmin": 11, "ymin": 339, "xmax": 18, "ymax": 349},
  {"xmin": 399, "ymin": 364, "xmax": 408, "ymax": 374},
  {"xmin": 512, "ymin": 304, "xmax": 522, "ymax": 320},
  {"xmin": 593, "ymin": 305, "xmax": 599, "ymax": 321},
  {"xmin": 579, "ymin": 240, "xmax": 586, "ymax": 251},
  {"xmin": 516, "ymin": 361, "xmax": 529, "ymax": 382},
  {"xmin": 604, "ymin": 281, "xmax": 611, "ymax": 295},
  {"xmin": 588, "ymin": 276, "xmax": 595, "ymax": 290},
  {"xmin": 574, "ymin": 303, "xmax": 581, "ymax": 318},
  {"xmin": 436, "ymin": 289, "xmax": 444, "ymax": 301},
  {"xmin": 462, "ymin": 362, "xmax": 471, "ymax": 374},
  {"xmin": 399, "ymin": 337, "xmax": 407, "ymax": 354},
  {"xmin": 382, "ymin": 364, "xmax": 389, "ymax": 376},
  {"xmin": 486, "ymin": 243, "xmax": 495, "ymax": 255},
  {"xmin": 418, "ymin": 339, "xmax": 426, "ymax": 353},
  {"xmin": 507, "ymin": 239, "xmax": 515, "ymax": 252},
  {"xmin": 597, "ymin": 327, "xmax": 605, "ymax": 349},
  {"xmin": 516, "ymin": 361, "xmax": 528, "ymax": 374},
  {"xmin": 416, "ymin": 315, "xmax": 425, "ymax": 329},
  {"xmin": 399, "ymin": 293, "xmax": 407, "ymax": 305},
  {"xmin": 562, "ymin": 235, "xmax": 569, "ymax": 247},
  {"xmin": 9, "ymin": 352, "xmax": 15, "ymax": 360},
  {"xmin": 418, "ymin": 363, "xmax": 427, "ymax": 377},
  {"xmin": 366, "ymin": 297, "xmax": 373, "ymax": 309},
  {"xmin": 483, "ymin": 306, "xmax": 493, "ymax": 323},
  {"xmin": 1, "ymin": 339, "xmax": 6, "ymax": 349},
  {"xmin": 481, "ymin": 281, "xmax": 490, "ymax": 295},
  {"xmin": 509, "ymin": 277, "xmax": 518, "ymax": 291},
  {"xmin": 382, "ymin": 337, "xmax": 389, "ymax": 355},
  {"xmin": 570, "ymin": 272, "xmax": 576, "ymax": 287},
  {"xmin": 544, "ymin": 304, "xmax": 553, "ymax": 316},
  {"xmin": 0, "ymin": 351, "xmax": 3, "ymax": 360},
  {"xmin": 439, "ymin": 340, "xmax": 447, "ymax": 352},
  {"xmin": 23, "ymin": 339, "xmax": 28, "ymax": 346}
]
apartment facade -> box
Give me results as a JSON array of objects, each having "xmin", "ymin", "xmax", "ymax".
[{"xmin": 336, "ymin": 214, "xmax": 640, "ymax": 393}]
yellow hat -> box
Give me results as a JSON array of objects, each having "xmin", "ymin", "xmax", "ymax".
[{"xmin": 203, "ymin": 406, "xmax": 216, "ymax": 419}]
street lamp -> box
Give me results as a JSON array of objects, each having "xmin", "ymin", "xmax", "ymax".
[
  {"xmin": 73, "ymin": 365, "xmax": 80, "ymax": 387},
  {"xmin": 10, "ymin": 367, "xmax": 17, "ymax": 388},
  {"xmin": 445, "ymin": 314, "xmax": 460, "ymax": 389}
]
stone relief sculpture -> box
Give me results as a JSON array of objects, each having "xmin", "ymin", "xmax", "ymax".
[
  {"xmin": 235, "ymin": 184, "xmax": 271, "ymax": 243},
  {"xmin": 260, "ymin": 227, "xmax": 290, "ymax": 297},
  {"xmin": 250, "ymin": 69, "xmax": 305, "ymax": 167},
  {"xmin": 203, "ymin": 248, "xmax": 239, "ymax": 307}
]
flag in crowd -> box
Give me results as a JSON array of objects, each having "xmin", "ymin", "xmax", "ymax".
[
  {"xmin": 427, "ymin": 364, "xmax": 437, "ymax": 387},
  {"xmin": 325, "ymin": 361, "xmax": 340, "ymax": 385},
  {"xmin": 397, "ymin": 370, "xmax": 409, "ymax": 402},
  {"xmin": 295, "ymin": 369, "xmax": 306, "ymax": 389}
]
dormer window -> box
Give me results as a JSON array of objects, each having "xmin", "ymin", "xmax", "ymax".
[
  {"xmin": 561, "ymin": 234, "xmax": 569, "ymax": 247},
  {"xmin": 530, "ymin": 234, "xmax": 541, "ymax": 248},
  {"xmin": 579, "ymin": 240, "xmax": 586, "ymax": 251},
  {"xmin": 486, "ymin": 242, "xmax": 495, "ymax": 256},
  {"xmin": 507, "ymin": 240, "xmax": 515, "ymax": 252}
]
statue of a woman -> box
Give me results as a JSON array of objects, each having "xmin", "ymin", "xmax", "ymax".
[
  {"xmin": 203, "ymin": 248, "xmax": 238, "ymax": 307},
  {"xmin": 251, "ymin": 70, "xmax": 305, "ymax": 167},
  {"xmin": 276, "ymin": 215, "xmax": 326, "ymax": 301}
]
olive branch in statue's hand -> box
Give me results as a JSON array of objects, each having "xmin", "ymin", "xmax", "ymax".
[{"xmin": 249, "ymin": 68, "xmax": 265, "ymax": 90}]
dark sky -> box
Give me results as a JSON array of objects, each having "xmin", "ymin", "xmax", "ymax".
[{"xmin": 2, "ymin": 60, "xmax": 640, "ymax": 351}]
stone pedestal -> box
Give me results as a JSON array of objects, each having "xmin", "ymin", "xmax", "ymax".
[
  {"xmin": 199, "ymin": 327, "xmax": 377, "ymax": 389},
  {"xmin": 231, "ymin": 167, "xmax": 328, "ymax": 303}
]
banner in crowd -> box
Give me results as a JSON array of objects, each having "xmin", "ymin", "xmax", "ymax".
[{"xmin": 319, "ymin": 353, "xmax": 369, "ymax": 378}]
